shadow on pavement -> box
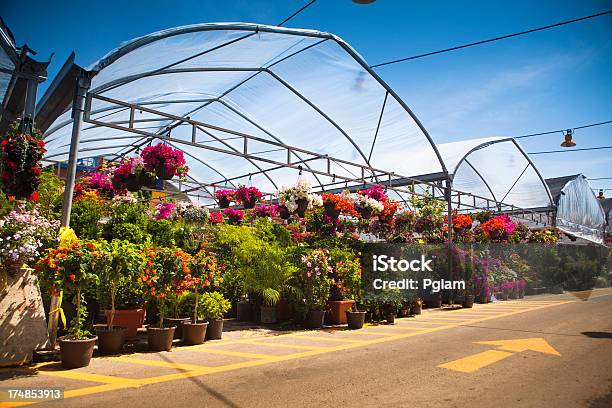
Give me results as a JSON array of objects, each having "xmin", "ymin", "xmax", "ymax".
[{"xmin": 581, "ymin": 331, "xmax": 612, "ymax": 339}]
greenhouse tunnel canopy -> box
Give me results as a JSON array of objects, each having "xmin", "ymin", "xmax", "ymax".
[
  {"xmin": 545, "ymin": 174, "xmax": 605, "ymax": 245},
  {"xmin": 37, "ymin": 23, "xmax": 553, "ymax": 221}
]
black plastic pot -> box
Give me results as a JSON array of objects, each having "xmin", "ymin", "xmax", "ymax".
[
  {"xmin": 237, "ymin": 301, "xmax": 255, "ymax": 321},
  {"xmin": 156, "ymin": 165, "xmax": 174, "ymax": 180},
  {"xmin": 260, "ymin": 306, "xmax": 277, "ymax": 324},
  {"xmin": 138, "ymin": 171, "xmax": 157, "ymax": 188},
  {"xmin": 219, "ymin": 197, "xmax": 231, "ymax": 208},
  {"xmin": 182, "ymin": 321, "xmax": 208, "ymax": 346},
  {"xmin": 242, "ymin": 197, "xmax": 257, "ymax": 209},
  {"xmin": 58, "ymin": 336, "xmax": 97, "ymax": 369},
  {"xmin": 296, "ymin": 199, "xmax": 309, "ymax": 217},
  {"xmin": 147, "ymin": 326, "xmax": 175, "ymax": 351},
  {"xmin": 386, "ymin": 314, "xmax": 396, "ymax": 324},
  {"xmin": 346, "ymin": 311, "xmax": 366, "ymax": 330},
  {"xmin": 323, "ymin": 202, "xmax": 341, "ymax": 219},
  {"xmin": 307, "ymin": 310, "xmax": 326, "ymax": 329},
  {"xmin": 357, "ymin": 207, "xmax": 373, "ymax": 219},
  {"xmin": 462, "ymin": 295, "xmax": 475, "ymax": 308},
  {"xmin": 164, "ymin": 317, "xmax": 190, "ymax": 339},
  {"xmin": 205, "ymin": 319, "xmax": 224, "ymax": 340},
  {"xmin": 124, "ymin": 175, "xmax": 141, "ymax": 192},
  {"xmin": 95, "ymin": 326, "xmax": 127, "ymax": 355}
]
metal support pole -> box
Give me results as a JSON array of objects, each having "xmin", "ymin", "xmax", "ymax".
[
  {"xmin": 445, "ymin": 179, "xmax": 453, "ymax": 299},
  {"xmin": 18, "ymin": 78, "xmax": 38, "ymax": 133},
  {"xmin": 59, "ymin": 75, "xmax": 91, "ymax": 227},
  {"xmin": 50, "ymin": 73, "xmax": 91, "ymax": 347}
]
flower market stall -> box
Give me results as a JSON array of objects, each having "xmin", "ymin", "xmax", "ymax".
[{"xmin": 0, "ymin": 22, "xmax": 607, "ymax": 369}]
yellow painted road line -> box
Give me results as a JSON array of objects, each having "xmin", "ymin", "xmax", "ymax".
[
  {"xmin": 287, "ymin": 335, "xmax": 366, "ymax": 344},
  {"xmin": 36, "ymin": 369, "xmax": 138, "ymax": 385},
  {"xmin": 438, "ymin": 350, "xmax": 514, "ymax": 373},
  {"xmin": 192, "ymin": 348, "xmax": 276, "ymax": 359},
  {"xmin": 395, "ymin": 320, "xmax": 455, "ymax": 325},
  {"xmin": 5, "ymin": 300, "xmax": 574, "ymax": 407},
  {"xmin": 109, "ymin": 356, "xmax": 209, "ymax": 371},
  {"xmin": 239, "ymin": 340, "xmax": 331, "ymax": 350}
]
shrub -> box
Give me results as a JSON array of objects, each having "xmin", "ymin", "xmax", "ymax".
[{"xmin": 200, "ymin": 292, "xmax": 231, "ymax": 320}]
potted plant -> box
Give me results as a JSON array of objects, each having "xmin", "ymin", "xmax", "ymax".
[
  {"xmin": 0, "ymin": 124, "xmax": 46, "ymax": 200},
  {"xmin": 327, "ymin": 256, "xmax": 360, "ymax": 325},
  {"xmin": 517, "ymin": 279, "xmax": 526, "ymax": 298},
  {"xmin": 352, "ymin": 193, "xmax": 384, "ymax": 220},
  {"xmin": 201, "ymin": 292, "xmax": 231, "ymax": 340},
  {"xmin": 97, "ymin": 241, "xmax": 147, "ymax": 339},
  {"xmin": 241, "ymin": 245, "xmax": 297, "ymax": 324},
  {"xmin": 39, "ymin": 240, "xmax": 99, "ymax": 368},
  {"xmin": 164, "ymin": 250, "xmax": 193, "ymax": 339},
  {"xmin": 215, "ymin": 189, "xmax": 235, "ymax": 209},
  {"xmin": 322, "ymin": 192, "xmax": 357, "ymax": 220},
  {"xmin": 299, "ymin": 249, "xmax": 332, "ymax": 328},
  {"xmin": 235, "ymin": 185, "xmax": 263, "ymax": 209},
  {"xmin": 278, "ymin": 179, "xmax": 322, "ymax": 218},
  {"xmin": 142, "ymin": 248, "xmax": 190, "ymax": 351},
  {"xmin": 182, "ymin": 250, "xmax": 220, "ymax": 345},
  {"xmin": 223, "ymin": 208, "xmax": 244, "ymax": 225},
  {"xmin": 381, "ymin": 290, "xmax": 403, "ymax": 324},
  {"xmin": 410, "ymin": 298, "xmax": 423, "ymax": 315},
  {"xmin": 141, "ymin": 143, "xmax": 188, "ymax": 181},
  {"xmin": 112, "ymin": 157, "xmax": 141, "ymax": 192}
]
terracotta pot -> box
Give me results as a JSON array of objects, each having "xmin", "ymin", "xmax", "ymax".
[
  {"xmin": 147, "ymin": 326, "xmax": 175, "ymax": 351},
  {"xmin": 58, "ymin": 336, "xmax": 97, "ymax": 369},
  {"xmin": 237, "ymin": 301, "xmax": 255, "ymax": 321},
  {"xmin": 164, "ymin": 317, "xmax": 190, "ymax": 339},
  {"xmin": 182, "ymin": 321, "xmax": 208, "ymax": 346},
  {"xmin": 219, "ymin": 197, "xmax": 231, "ymax": 208},
  {"xmin": 386, "ymin": 314, "xmax": 396, "ymax": 324},
  {"xmin": 260, "ymin": 306, "xmax": 277, "ymax": 324},
  {"xmin": 357, "ymin": 207, "xmax": 373, "ymax": 219},
  {"xmin": 346, "ymin": 311, "xmax": 366, "ymax": 329},
  {"xmin": 205, "ymin": 319, "xmax": 224, "ymax": 340},
  {"xmin": 307, "ymin": 310, "xmax": 326, "ymax": 329},
  {"xmin": 462, "ymin": 295, "xmax": 475, "ymax": 309},
  {"xmin": 124, "ymin": 175, "xmax": 141, "ymax": 192},
  {"xmin": 326, "ymin": 300, "xmax": 354, "ymax": 325},
  {"xmin": 105, "ymin": 309, "xmax": 145, "ymax": 339},
  {"xmin": 156, "ymin": 165, "xmax": 175, "ymax": 180},
  {"xmin": 410, "ymin": 304, "xmax": 422, "ymax": 315},
  {"xmin": 138, "ymin": 171, "xmax": 156, "ymax": 188},
  {"xmin": 296, "ymin": 198, "xmax": 309, "ymax": 217},
  {"xmin": 323, "ymin": 202, "xmax": 341, "ymax": 219},
  {"xmin": 95, "ymin": 326, "xmax": 127, "ymax": 355}
]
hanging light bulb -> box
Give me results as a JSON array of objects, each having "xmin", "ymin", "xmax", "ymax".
[
  {"xmin": 597, "ymin": 189, "xmax": 605, "ymax": 200},
  {"xmin": 560, "ymin": 129, "xmax": 576, "ymax": 147}
]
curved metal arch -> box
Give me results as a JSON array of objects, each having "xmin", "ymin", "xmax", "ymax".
[
  {"xmin": 84, "ymin": 22, "xmax": 445, "ymax": 174},
  {"xmin": 463, "ymin": 159, "xmax": 499, "ymax": 204},
  {"xmin": 450, "ymin": 137, "xmax": 554, "ymax": 207}
]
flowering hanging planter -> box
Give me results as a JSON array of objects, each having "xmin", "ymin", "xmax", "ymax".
[
  {"xmin": 357, "ymin": 206, "xmax": 373, "ymax": 220},
  {"xmin": 215, "ymin": 189, "xmax": 234, "ymax": 208},
  {"xmin": 0, "ymin": 124, "xmax": 46, "ymax": 200},
  {"xmin": 223, "ymin": 208, "xmax": 244, "ymax": 225},
  {"xmin": 278, "ymin": 205, "xmax": 291, "ymax": 220},
  {"xmin": 323, "ymin": 201, "xmax": 341, "ymax": 219},
  {"xmin": 138, "ymin": 171, "xmax": 156, "ymax": 188},
  {"xmin": 277, "ymin": 179, "xmax": 322, "ymax": 219},
  {"xmin": 124, "ymin": 175, "xmax": 141, "ymax": 192},
  {"xmin": 235, "ymin": 185, "xmax": 263, "ymax": 209},
  {"xmin": 141, "ymin": 143, "xmax": 189, "ymax": 182}
]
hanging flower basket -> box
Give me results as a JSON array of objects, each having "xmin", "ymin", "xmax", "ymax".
[
  {"xmin": 215, "ymin": 189, "xmax": 234, "ymax": 208},
  {"xmin": 323, "ymin": 201, "xmax": 341, "ymax": 219},
  {"xmin": 235, "ymin": 185, "xmax": 263, "ymax": 209},
  {"xmin": 141, "ymin": 143, "xmax": 188, "ymax": 181}
]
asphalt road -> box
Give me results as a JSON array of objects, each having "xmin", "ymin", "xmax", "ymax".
[{"xmin": 2, "ymin": 291, "xmax": 612, "ymax": 408}]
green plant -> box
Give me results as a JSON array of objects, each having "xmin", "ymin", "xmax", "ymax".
[
  {"xmin": 147, "ymin": 219, "xmax": 177, "ymax": 247},
  {"xmin": 70, "ymin": 196, "xmax": 107, "ymax": 239},
  {"xmin": 142, "ymin": 247, "xmax": 190, "ymax": 328},
  {"xmin": 240, "ymin": 244, "xmax": 298, "ymax": 306},
  {"xmin": 103, "ymin": 202, "xmax": 151, "ymax": 244},
  {"xmin": 185, "ymin": 249, "xmax": 221, "ymax": 321},
  {"xmin": 200, "ymin": 291, "xmax": 231, "ymax": 320},
  {"xmin": 298, "ymin": 249, "xmax": 332, "ymax": 311},
  {"xmin": 96, "ymin": 240, "xmax": 147, "ymax": 328}
]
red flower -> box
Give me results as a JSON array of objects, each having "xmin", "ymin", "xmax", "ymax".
[
  {"xmin": 29, "ymin": 191, "xmax": 39, "ymax": 201},
  {"xmin": 69, "ymin": 274, "xmax": 76, "ymax": 282}
]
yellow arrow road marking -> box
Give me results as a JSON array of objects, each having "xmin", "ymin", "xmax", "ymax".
[
  {"xmin": 439, "ymin": 337, "xmax": 560, "ymax": 373},
  {"xmin": 476, "ymin": 338, "xmax": 561, "ymax": 355},
  {"xmin": 438, "ymin": 350, "xmax": 514, "ymax": 373}
]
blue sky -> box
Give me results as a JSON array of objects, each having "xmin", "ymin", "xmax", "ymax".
[{"xmin": 2, "ymin": 0, "xmax": 611, "ymax": 192}]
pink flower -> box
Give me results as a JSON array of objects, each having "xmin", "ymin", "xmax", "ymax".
[{"xmin": 306, "ymin": 272, "xmax": 312, "ymax": 277}]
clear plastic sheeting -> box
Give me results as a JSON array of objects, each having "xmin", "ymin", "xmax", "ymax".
[
  {"xmin": 547, "ymin": 175, "xmax": 605, "ymax": 245},
  {"xmin": 436, "ymin": 137, "xmax": 553, "ymax": 210},
  {"xmin": 0, "ymin": 25, "xmax": 16, "ymax": 105},
  {"xmin": 42, "ymin": 23, "xmax": 446, "ymax": 201}
]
